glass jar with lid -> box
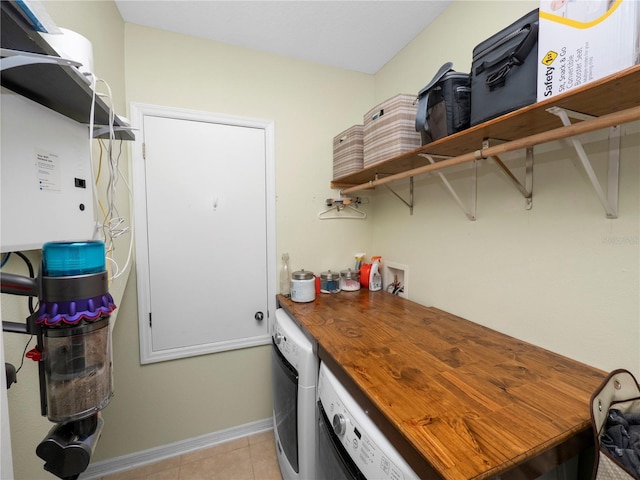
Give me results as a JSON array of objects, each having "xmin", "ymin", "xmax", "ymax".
[
  {"xmin": 319, "ymin": 270, "xmax": 340, "ymax": 293},
  {"xmin": 339, "ymin": 268, "xmax": 361, "ymax": 291}
]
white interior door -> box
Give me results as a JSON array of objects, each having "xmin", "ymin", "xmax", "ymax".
[{"xmin": 132, "ymin": 104, "xmax": 275, "ymax": 363}]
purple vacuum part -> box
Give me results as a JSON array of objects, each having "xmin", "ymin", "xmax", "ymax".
[{"xmin": 36, "ymin": 293, "xmax": 116, "ymax": 326}]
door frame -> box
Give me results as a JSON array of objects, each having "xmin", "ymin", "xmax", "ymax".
[{"xmin": 130, "ymin": 102, "xmax": 276, "ymax": 364}]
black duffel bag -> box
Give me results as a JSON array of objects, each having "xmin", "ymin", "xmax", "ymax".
[
  {"xmin": 415, "ymin": 62, "xmax": 471, "ymax": 145},
  {"xmin": 470, "ymin": 9, "xmax": 539, "ymax": 126}
]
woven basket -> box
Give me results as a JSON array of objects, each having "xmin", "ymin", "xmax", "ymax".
[
  {"xmin": 333, "ymin": 125, "xmax": 363, "ymax": 179},
  {"xmin": 363, "ymin": 94, "xmax": 421, "ymax": 168}
]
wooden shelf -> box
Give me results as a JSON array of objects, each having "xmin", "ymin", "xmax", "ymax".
[
  {"xmin": 0, "ymin": 2, "xmax": 134, "ymax": 141},
  {"xmin": 332, "ymin": 65, "xmax": 640, "ymax": 189}
]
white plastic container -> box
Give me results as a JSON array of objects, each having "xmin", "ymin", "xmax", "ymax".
[
  {"xmin": 369, "ymin": 261, "xmax": 382, "ymax": 292},
  {"xmin": 40, "ymin": 28, "xmax": 94, "ymax": 81},
  {"xmin": 290, "ymin": 270, "xmax": 315, "ymax": 303}
]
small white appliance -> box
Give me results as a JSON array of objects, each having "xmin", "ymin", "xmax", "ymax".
[
  {"xmin": 271, "ymin": 308, "xmax": 317, "ymax": 480},
  {"xmin": 0, "ymin": 92, "xmax": 95, "ymax": 252},
  {"xmin": 317, "ymin": 361, "xmax": 419, "ymax": 480}
]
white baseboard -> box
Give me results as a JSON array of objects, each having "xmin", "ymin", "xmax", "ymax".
[{"xmin": 80, "ymin": 417, "xmax": 273, "ymax": 479}]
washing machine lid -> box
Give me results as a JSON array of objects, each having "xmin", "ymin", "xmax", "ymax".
[
  {"xmin": 318, "ymin": 362, "xmax": 419, "ymax": 480},
  {"xmin": 274, "ymin": 309, "xmax": 317, "ymax": 384}
]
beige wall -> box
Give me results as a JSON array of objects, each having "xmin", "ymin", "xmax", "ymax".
[
  {"xmin": 372, "ymin": 1, "xmax": 639, "ymax": 374},
  {"xmin": 97, "ymin": 21, "xmax": 376, "ymax": 462},
  {"xmin": 3, "ymin": 1, "xmax": 638, "ymax": 478},
  {"xmin": 123, "ymin": 23, "xmax": 376, "ymax": 275},
  {"xmin": 375, "ymin": 1, "xmax": 543, "ymax": 102},
  {"xmin": 2, "ymin": 251, "xmax": 52, "ymax": 480}
]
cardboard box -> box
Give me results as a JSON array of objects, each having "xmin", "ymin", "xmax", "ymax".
[
  {"xmin": 363, "ymin": 94, "xmax": 421, "ymax": 168},
  {"xmin": 333, "ymin": 125, "xmax": 363, "ymax": 179},
  {"xmin": 537, "ymin": 0, "xmax": 640, "ymax": 101}
]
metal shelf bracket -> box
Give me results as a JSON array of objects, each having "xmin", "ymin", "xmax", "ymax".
[
  {"xmin": 1, "ymin": 48, "xmax": 135, "ymax": 141},
  {"xmin": 418, "ymin": 153, "xmax": 477, "ymax": 221},
  {"xmin": 376, "ymin": 174, "xmax": 414, "ymax": 215},
  {"xmin": 92, "ymin": 125, "xmax": 136, "ymax": 139},
  {"xmin": 0, "ymin": 48, "xmax": 82, "ymax": 71},
  {"xmin": 547, "ymin": 106, "xmax": 620, "ymax": 219},
  {"xmin": 483, "ymin": 139, "xmax": 534, "ymax": 211}
]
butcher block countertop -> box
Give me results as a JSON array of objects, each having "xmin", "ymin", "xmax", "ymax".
[{"xmin": 277, "ymin": 291, "xmax": 607, "ymax": 480}]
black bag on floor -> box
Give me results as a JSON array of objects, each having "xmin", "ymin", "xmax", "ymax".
[
  {"xmin": 415, "ymin": 62, "xmax": 470, "ymax": 145},
  {"xmin": 470, "ymin": 9, "xmax": 539, "ymax": 126}
]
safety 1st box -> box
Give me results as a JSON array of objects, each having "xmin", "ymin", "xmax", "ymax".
[{"xmin": 537, "ymin": 0, "xmax": 640, "ymax": 101}]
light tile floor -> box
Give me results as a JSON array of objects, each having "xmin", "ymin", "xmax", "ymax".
[{"xmin": 101, "ymin": 430, "xmax": 283, "ymax": 480}]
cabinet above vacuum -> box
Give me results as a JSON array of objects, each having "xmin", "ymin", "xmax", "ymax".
[{"xmin": 0, "ymin": 2, "xmax": 134, "ymax": 141}]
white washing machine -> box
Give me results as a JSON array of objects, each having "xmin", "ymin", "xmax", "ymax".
[
  {"xmin": 271, "ymin": 308, "xmax": 317, "ymax": 480},
  {"xmin": 317, "ymin": 361, "xmax": 420, "ymax": 480}
]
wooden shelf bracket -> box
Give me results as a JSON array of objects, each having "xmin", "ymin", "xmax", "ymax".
[
  {"xmin": 484, "ymin": 139, "xmax": 534, "ymax": 211},
  {"xmin": 418, "ymin": 154, "xmax": 477, "ymax": 221},
  {"xmin": 547, "ymin": 106, "xmax": 620, "ymax": 219}
]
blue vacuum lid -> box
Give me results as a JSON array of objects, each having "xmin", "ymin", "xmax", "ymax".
[{"xmin": 42, "ymin": 241, "xmax": 106, "ymax": 277}]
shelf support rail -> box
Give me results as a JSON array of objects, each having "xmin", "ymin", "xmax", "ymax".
[
  {"xmin": 418, "ymin": 154, "xmax": 477, "ymax": 221},
  {"xmin": 484, "ymin": 140, "xmax": 534, "ymax": 211},
  {"xmin": 547, "ymin": 106, "xmax": 620, "ymax": 219},
  {"xmin": 340, "ymin": 106, "xmax": 639, "ymax": 214}
]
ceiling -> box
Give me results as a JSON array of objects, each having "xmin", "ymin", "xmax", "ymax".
[{"xmin": 114, "ymin": 1, "xmax": 453, "ymax": 74}]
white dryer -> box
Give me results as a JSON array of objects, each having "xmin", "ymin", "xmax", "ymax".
[
  {"xmin": 317, "ymin": 361, "xmax": 419, "ymax": 480},
  {"xmin": 271, "ymin": 308, "xmax": 317, "ymax": 480}
]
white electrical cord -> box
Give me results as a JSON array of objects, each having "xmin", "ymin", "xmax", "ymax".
[
  {"xmin": 86, "ymin": 73, "xmax": 134, "ymax": 283},
  {"xmin": 88, "ymin": 73, "xmax": 101, "ymax": 234}
]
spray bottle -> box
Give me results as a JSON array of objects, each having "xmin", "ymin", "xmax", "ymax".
[{"xmin": 369, "ymin": 256, "xmax": 382, "ymax": 291}]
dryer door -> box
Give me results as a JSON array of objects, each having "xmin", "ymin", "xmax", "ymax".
[
  {"xmin": 272, "ymin": 341, "xmax": 299, "ymax": 472},
  {"xmin": 317, "ymin": 400, "xmax": 365, "ymax": 480}
]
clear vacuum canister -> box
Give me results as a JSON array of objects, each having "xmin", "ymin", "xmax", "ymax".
[{"xmin": 38, "ymin": 241, "xmax": 116, "ymax": 423}]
